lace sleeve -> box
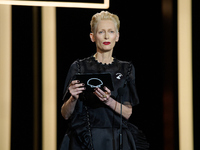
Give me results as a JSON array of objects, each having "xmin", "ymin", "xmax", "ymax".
[{"xmin": 123, "ymin": 63, "xmax": 139, "ymax": 106}]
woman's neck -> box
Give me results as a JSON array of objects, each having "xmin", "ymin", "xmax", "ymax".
[{"xmin": 94, "ymin": 51, "xmax": 114, "ymax": 65}]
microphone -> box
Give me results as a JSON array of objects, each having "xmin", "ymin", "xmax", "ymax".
[{"xmin": 117, "ymin": 87, "xmax": 125, "ymax": 150}]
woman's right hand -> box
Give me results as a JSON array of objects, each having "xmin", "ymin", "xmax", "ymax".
[{"xmin": 68, "ymin": 80, "xmax": 85, "ymax": 100}]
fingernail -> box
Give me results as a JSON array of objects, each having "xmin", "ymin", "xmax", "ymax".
[{"xmin": 77, "ymin": 80, "xmax": 80, "ymax": 83}]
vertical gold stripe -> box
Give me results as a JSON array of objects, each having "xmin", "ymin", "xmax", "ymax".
[
  {"xmin": 42, "ymin": 7, "xmax": 57, "ymax": 150},
  {"xmin": 0, "ymin": 5, "xmax": 12, "ymax": 150},
  {"xmin": 178, "ymin": 0, "xmax": 193, "ymax": 150}
]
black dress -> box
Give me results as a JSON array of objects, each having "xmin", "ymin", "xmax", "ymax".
[{"xmin": 60, "ymin": 56, "xmax": 149, "ymax": 150}]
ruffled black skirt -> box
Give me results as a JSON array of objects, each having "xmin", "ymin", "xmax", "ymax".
[{"xmin": 60, "ymin": 123, "xmax": 149, "ymax": 150}]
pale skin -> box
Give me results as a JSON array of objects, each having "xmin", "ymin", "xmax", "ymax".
[{"xmin": 61, "ymin": 20, "xmax": 132, "ymax": 120}]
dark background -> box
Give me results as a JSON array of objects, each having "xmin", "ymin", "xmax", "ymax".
[{"xmin": 10, "ymin": 0, "xmax": 199, "ymax": 150}]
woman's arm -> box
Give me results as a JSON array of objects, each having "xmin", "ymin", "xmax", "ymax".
[
  {"xmin": 107, "ymin": 97, "xmax": 132, "ymax": 120},
  {"xmin": 93, "ymin": 87, "xmax": 132, "ymax": 120},
  {"xmin": 61, "ymin": 96, "xmax": 78, "ymax": 120},
  {"xmin": 61, "ymin": 80, "xmax": 85, "ymax": 120}
]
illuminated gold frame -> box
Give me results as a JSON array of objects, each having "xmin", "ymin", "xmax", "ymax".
[{"xmin": 0, "ymin": 0, "xmax": 109, "ymax": 8}]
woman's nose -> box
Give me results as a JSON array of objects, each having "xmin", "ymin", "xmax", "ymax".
[{"xmin": 105, "ymin": 32, "xmax": 109, "ymax": 39}]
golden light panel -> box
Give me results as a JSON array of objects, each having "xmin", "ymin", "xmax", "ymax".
[
  {"xmin": 0, "ymin": 0, "xmax": 109, "ymax": 8},
  {"xmin": 178, "ymin": 0, "xmax": 194, "ymax": 150},
  {"xmin": 42, "ymin": 7, "xmax": 57, "ymax": 150},
  {"xmin": 0, "ymin": 5, "xmax": 12, "ymax": 150}
]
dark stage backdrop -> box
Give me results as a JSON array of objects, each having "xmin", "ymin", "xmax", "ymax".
[
  {"xmin": 12, "ymin": 6, "xmax": 35, "ymax": 150},
  {"xmin": 11, "ymin": 0, "xmax": 181, "ymax": 150}
]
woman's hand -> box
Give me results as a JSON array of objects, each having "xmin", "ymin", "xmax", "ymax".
[
  {"xmin": 93, "ymin": 86, "xmax": 113, "ymax": 105},
  {"xmin": 69, "ymin": 80, "xmax": 85, "ymax": 100},
  {"xmin": 93, "ymin": 86, "xmax": 132, "ymax": 119},
  {"xmin": 61, "ymin": 80, "xmax": 85, "ymax": 120}
]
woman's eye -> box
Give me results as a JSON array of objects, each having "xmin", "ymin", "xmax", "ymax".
[
  {"xmin": 110, "ymin": 31, "xmax": 114, "ymax": 33},
  {"xmin": 99, "ymin": 31, "xmax": 103, "ymax": 34}
]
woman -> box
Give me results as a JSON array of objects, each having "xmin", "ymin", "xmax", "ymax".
[{"xmin": 61, "ymin": 11, "xmax": 149, "ymax": 150}]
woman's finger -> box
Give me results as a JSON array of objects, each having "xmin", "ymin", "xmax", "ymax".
[
  {"xmin": 95, "ymin": 88, "xmax": 106, "ymax": 99},
  {"xmin": 94, "ymin": 88, "xmax": 109, "ymax": 102},
  {"xmin": 70, "ymin": 83, "xmax": 85, "ymax": 90},
  {"xmin": 69, "ymin": 80, "xmax": 85, "ymax": 99},
  {"xmin": 95, "ymin": 88, "xmax": 105, "ymax": 96},
  {"xmin": 73, "ymin": 90, "xmax": 84, "ymax": 95},
  {"xmin": 70, "ymin": 80, "xmax": 80, "ymax": 86},
  {"xmin": 73, "ymin": 83, "xmax": 85, "ymax": 88},
  {"xmin": 103, "ymin": 86, "xmax": 111, "ymax": 95},
  {"xmin": 93, "ymin": 91, "xmax": 104, "ymax": 101},
  {"xmin": 70, "ymin": 86, "xmax": 85, "ymax": 94},
  {"xmin": 72, "ymin": 80, "xmax": 80, "ymax": 84}
]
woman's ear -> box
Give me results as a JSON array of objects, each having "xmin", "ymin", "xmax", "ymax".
[
  {"xmin": 90, "ymin": 33, "xmax": 95, "ymax": 42},
  {"xmin": 115, "ymin": 32, "xmax": 120, "ymax": 42}
]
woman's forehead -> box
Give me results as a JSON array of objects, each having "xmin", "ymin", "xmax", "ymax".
[{"xmin": 96, "ymin": 20, "xmax": 116, "ymax": 30}]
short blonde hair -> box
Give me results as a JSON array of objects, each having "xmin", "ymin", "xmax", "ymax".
[{"xmin": 90, "ymin": 11, "xmax": 120, "ymax": 34}]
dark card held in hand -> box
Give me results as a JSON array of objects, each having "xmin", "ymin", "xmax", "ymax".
[{"xmin": 74, "ymin": 73, "xmax": 114, "ymax": 92}]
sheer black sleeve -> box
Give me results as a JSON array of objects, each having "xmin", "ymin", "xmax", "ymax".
[
  {"xmin": 123, "ymin": 63, "xmax": 139, "ymax": 106},
  {"xmin": 62, "ymin": 61, "xmax": 79, "ymax": 101}
]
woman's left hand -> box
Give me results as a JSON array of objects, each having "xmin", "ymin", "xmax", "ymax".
[
  {"xmin": 94, "ymin": 86, "xmax": 132, "ymax": 119},
  {"xmin": 93, "ymin": 86, "xmax": 113, "ymax": 105}
]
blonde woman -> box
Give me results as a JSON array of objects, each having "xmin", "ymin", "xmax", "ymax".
[{"xmin": 61, "ymin": 11, "xmax": 149, "ymax": 150}]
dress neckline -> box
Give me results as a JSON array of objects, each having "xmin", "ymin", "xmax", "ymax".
[{"xmin": 91, "ymin": 55, "xmax": 116, "ymax": 66}]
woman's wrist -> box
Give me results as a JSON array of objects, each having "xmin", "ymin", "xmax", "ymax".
[
  {"xmin": 105, "ymin": 97, "xmax": 117, "ymax": 110},
  {"xmin": 70, "ymin": 95, "xmax": 78, "ymax": 102}
]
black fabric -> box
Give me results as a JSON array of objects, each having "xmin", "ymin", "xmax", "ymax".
[{"xmin": 61, "ymin": 56, "xmax": 149, "ymax": 150}]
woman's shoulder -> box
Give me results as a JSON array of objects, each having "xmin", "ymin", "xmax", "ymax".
[
  {"xmin": 115, "ymin": 58, "xmax": 134, "ymax": 69},
  {"xmin": 70, "ymin": 56, "xmax": 92, "ymax": 66},
  {"xmin": 115, "ymin": 59, "xmax": 136, "ymax": 79},
  {"xmin": 71, "ymin": 56, "xmax": 93, "ymax": 65},
  {"xmin": 116, "ymin": 59, "xmax": 131, "ymax": 65},
  {"xmin": 79, "ymin": 56, "xmax": 93, "ymax": 63}
]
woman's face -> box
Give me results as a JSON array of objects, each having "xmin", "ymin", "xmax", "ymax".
[{"xmin": 90, "ymin": 20, "xmax": 119, "ymax": 52}]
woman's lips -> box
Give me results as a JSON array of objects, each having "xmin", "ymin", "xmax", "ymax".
[{"xmin": 103, "ymin": 42, "xmax": 111, "ymax": 45}]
